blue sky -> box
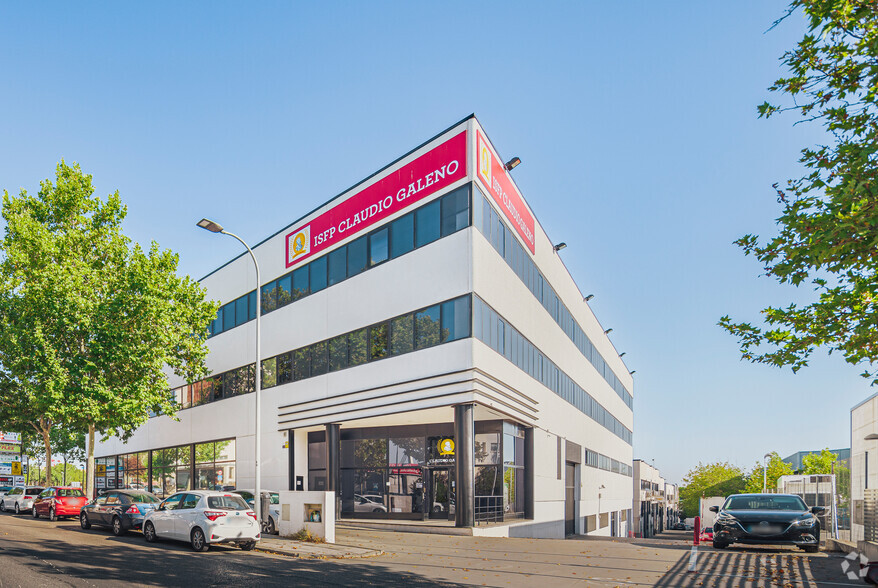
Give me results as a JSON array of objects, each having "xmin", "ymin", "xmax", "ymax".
[{"xmin": 1, "ymin": 2, "xmax": 867, "ymax": 482}]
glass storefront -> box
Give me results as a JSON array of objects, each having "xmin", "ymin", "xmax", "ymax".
[
  {"xmin": 95, "ymin": 438, "xmax": 236, "ymax": 498},
  {"xmin": 307, "ymin": 421, "xmax": 522, "ymax": 521}
]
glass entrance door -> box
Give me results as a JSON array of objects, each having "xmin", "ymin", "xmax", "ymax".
[{"xmin": 427, "ymin": 468, "xmax": 454, "ymax": 520}]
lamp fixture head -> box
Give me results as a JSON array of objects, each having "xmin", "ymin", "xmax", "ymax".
[
  {"xmin": 197, "ymin": 218, "xmax": 225, "ymax": 233},
  {"xmin": 619, "ymin": 352, "xmax": 626, "ymax": 357},
  {"xmin": 604, "ymin": 328, "xmax": 613, "ymax": 334},
  {"xmin": 629, "ymin": 370, "xmax": 636, "ymax": 375},
  {"xmin": 553, "ymin": 242, "xmax": 567, "ymax": 252},
  {"xmin": 504, "ymin": 157, "xmax": 521, "ymax": 171},
  {"xmin": 584, "ymin": 294, "xmax": 594, "ymax": 301}
]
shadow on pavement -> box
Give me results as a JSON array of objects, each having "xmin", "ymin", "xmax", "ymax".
[{"xmin": 0, "ymin": 528, "xmax": 466, "ymax": 587}]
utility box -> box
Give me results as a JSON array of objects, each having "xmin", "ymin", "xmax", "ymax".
[{"xmin": 278, "ymin": 490, "xmax": 335, "ymax": 543}]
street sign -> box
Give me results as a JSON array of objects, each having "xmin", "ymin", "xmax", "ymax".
[
  {"xmin": 10, "ymin": 462, "xmax": 21, "ymax": 476},
  {"xmin": 95, "ymin": 464, "xmax": 106, "ymax": 476}
]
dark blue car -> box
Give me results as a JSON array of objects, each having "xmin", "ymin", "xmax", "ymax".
[{"xmin": 80, "ymin": 489, "xmax": 161, "ymax": 536}]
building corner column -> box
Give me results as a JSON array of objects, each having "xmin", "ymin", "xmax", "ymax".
[
  {"xmin": 325, "ymin": 423, "xmax": 340, "ymax": 518},
  {"xmin": 454, "ymin": 404, "xmax": 475, "ymax": 528}
]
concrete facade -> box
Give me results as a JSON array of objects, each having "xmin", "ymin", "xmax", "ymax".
[{"xmin": 92, "ymin": 116, "xmax": 635, "ymax": 538}]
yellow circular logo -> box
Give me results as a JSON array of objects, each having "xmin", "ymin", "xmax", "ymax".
[
  {"xmin": 438, "ymin": 438, "xmax": 455, "ymax": 456},
  {"xmin": 294, "ymin": 233, "xmax": 306, "ymax": 254}
]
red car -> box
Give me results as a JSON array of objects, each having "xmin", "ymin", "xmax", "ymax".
[
  {"xmin": 700, "ymin": 526, "xmax": 714, "ymax": 543},
  {"xmin": 32, "ymin": 487, "xmax": 87, "ymax": 521}
]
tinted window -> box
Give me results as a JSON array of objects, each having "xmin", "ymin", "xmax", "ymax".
[
  {"xmin": 390, "ymin": 213, "xmax": 414, "ymax": 258},
  {"xmin": 248, "ymin": 291, "xmax": 257, "ymax": 321},
  {"xmin": 441, "ymin": 186, "xmax": 470, "ymax": 236},
  {"xmin": 293, "ymin": 348, "xmax": 310, "ymax": 381},
  {"xmin": 277, "ymin": 352, "xmax": 292, "ymax": 385},
  {"xmin": 311, "ymin": 341, "xmax": 328, "ymax": 376},
  {"xmin": 415, "ymin": 305, "xmax": 441, "ymax": 349},
  {"xmin": 207, "ymin": 495, "xmax": 249, "ymax": 510},
  {"xmin": 222, "ymin": 302, "xmax": 236, "ymax": 331},
  {"xmin": 328, "ymin": 247, "xmax": 347, "ymax": 286},
  {"xmin": 162, "ymin": 494, "xmax": 183, "ymax": 510},
  {"xmin": 178, "ymin": 494, "xmax": 200, "ymax": 509},
  {"xmin": 57, "ymin": 488, "xmax": 84, "ymax": 498},
  {"xmin": 310, "ymin": 257, "xmax": 327, "ymax": 292},
  {"xmin": 235, "ymin": 296, "xmax": 249, "ymax": 327},
  {"xmin": 126, "ymin": 493, "xmax": 159, "ymax": 503},
  {"xmin": 329, "ymin": 335, "xmax": 348, "ymax": 372},
  {"xmin": 292, "ymin": 266, "xmax": 309, "ymax": 300},
  {"xmin": 369, "ymin": 228, "xmax": 389, "ymax": 266},
  {"xmin": 347, "ymin": 236, "xmax": 368, "ymax": 276},
  {"xmin": 391, "ymin": 314, "xmax": 414, "ymax": 355},
  {"xmin": 441, "ymin": 296, "xmax": 471, "ymax": 342},
  {"xmin": 261, "ymin": 280, "xmax": 278, "ymax": 313},
  {"xmin": 349, "ymin": 328, "xmax": 367, "ymax": 366},
  {"xmin": 369, "ymin": 323, "xmax": 388, "ymax": 360},
  {"xmin": 415, "ymin": 200, "xmax": 441, "ymax": 248}
]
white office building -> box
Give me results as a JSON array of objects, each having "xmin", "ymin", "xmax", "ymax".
[{"xmin": 92, "ymin": 115, "xmax": 635, "ymax": 538}]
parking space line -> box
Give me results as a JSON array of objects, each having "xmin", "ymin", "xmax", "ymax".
[{"xmin": 688, "ymin": 546, "xmax": 698, "ymax": 573}]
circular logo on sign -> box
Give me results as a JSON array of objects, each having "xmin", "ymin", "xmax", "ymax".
[
  {"xmin": 294, "ymin": 233, "xmax": 306, "ymax": 254},
  {"xmin": 438, "ymin": 438, "xmax": 455, "ymax": 456}
]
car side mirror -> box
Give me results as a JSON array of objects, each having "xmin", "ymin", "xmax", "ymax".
[
  {"xmin": 709, "ymin": 506, "xmax": 719, "ymax": 513},
  {"xmin": 157, "ymin": 503, "xmax": 166, "ymax": 511},
  {"xmin": 811, "ymin": 506, "xmax": 825, "ymax": 515}
]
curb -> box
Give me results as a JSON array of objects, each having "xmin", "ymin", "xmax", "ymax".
[{"xmin": 254, "ymin": 544, "xmax": 384, "ymax": 560}]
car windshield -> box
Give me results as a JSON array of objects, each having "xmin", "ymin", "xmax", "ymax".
[
  {"xmin": 724, "ymin": 495, "xmax": 808, "ymax": 511},
  {"xmin": 207, "ymin": 495, "xmax": 249, "ymax": 510},
  {"xmin": 126, "ymin": 493, "xmax": 159, "ymax": 503},
  {"xmin": 57, "ymin": 489, "xmax": 84, "ymax": 497},
  {"xmin": 26, "ymin": 488, "xmax": 43, "ymax": 494}
]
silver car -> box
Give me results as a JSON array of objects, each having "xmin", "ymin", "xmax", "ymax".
[
  {"xmin": 231, "ymin": 490, "xmax": 281, "ymax": 535},
  {"xmin": 0, "ymin": 486, "xmax": 44, "ymax": 514}
]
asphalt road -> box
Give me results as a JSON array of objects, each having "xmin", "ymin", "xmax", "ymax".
[{"xmin": 0, "ymin": 510, "xmax": 866, "ymax": 587}]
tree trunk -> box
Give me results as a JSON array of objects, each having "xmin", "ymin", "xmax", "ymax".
[
  {"xmin": 63, "ymin": 454, "xmax": 67, "ymax": 486},
  {"xmin": 86, "ymin": 423, "xmax": 95, "ymax": 499},
  {"xmin": 37, "ymin": 417, "xmax": 52, "ymax": 487}
]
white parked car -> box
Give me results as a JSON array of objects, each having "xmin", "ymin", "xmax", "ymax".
[
  {"xmin": 0, "ymin": 486, "xmax": 44, "ymax": 514},
  {"xmin": 142, "ymin": 490, "xmax": 260, "ymax": 551},
  {"xmin": 231, "ymin": 490, "xmax": 281, "ymax": 535}
]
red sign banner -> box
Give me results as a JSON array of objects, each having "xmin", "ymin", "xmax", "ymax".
[
  {"xmin": 476, "ymin": 130, "xmax": 536, "ymax": 253},
  {"xmin": 285, "ymin": 131, "xmax": 468, "ymax": 267}
]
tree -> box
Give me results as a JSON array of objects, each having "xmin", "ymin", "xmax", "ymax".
[
  {"xmin": 743, "ymin": 452, "xmax": 794, "ymax": 493},
  {"xmin": 719, "ymin": 1, "xmax": 878, "ymax": 383},
  {"xmin": 679, "ymin": 462, "xmax": 746, "ymax": 518},
  {"xmin": 0, "ymin": 161, "xmax": 217, "ymax": 496},
  {"xmin": 802, "ymin": 448, "xmax": 838, "ymax": 474}
]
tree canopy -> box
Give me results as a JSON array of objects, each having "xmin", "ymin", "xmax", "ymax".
[
  {"xmin": 0, "ymin": 161, "xmax": 216, "ymax": 492},
  {"xmin": 743, "ymin": 452, "xmax": 794, "ymax": 493},
  {"xmin": 719, "ymin": 1, "xmax": 878, "ymax": 383},
  {"xmin": 679, "ymin": 462, "xmax": 746, "ymax": 518}
]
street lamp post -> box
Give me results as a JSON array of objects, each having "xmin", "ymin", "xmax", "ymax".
[
  {"xmin": 763, "ymin": 453, "xmax": 772, "ymax": 493},
  {"xmin": 197, "ymin": 218, "xmax": 262, "ymax": 528}
]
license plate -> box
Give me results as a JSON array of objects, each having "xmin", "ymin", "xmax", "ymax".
[{"xmin": 751, "ymin": 525, "xmax": 782, "ymax": 535}]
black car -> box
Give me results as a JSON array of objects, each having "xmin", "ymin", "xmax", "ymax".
[
  {"xmin": 672, "ymin": 522, "xmax": 686, "ymax": 530},
  {"xmin": 710, "ymin": 493, "xmax": 824, "ymax": 552},
  {"xmin": 79, "ymin": 489, "xmax": 161, "ymax": 536}
]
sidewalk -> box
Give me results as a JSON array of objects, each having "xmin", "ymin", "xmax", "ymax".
[{"xmin": 254, "ymin": 534, "xmax": 383, "ymax": 559}]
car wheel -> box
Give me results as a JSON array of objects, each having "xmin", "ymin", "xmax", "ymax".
[
  {"xmin": 265, "ymin": 516, "xmax": 276, "ymax": 535},
  {"xmin": 80, "ymin": 512, "xmax": 91, "ymax": 529},
  {"xmin": 32, "ymin": 507, "xmax": 39, "ymax": 519},
  {"xmin": 712, "ymin": 540, "xmax": 727, "ymax": 549},
  {"xmin": 49, "ymin": 507, "xmax": 57, "ymax": 522},
  {"xmin": 14, "ymin": 503, "xmax": 20, "ymax": 515},
  {"xmin": 240, "ymin": 541, "xmax": 256, "ymax": 551},
  {"xmin": 191, "ymin": 527, "xmax": 209, "ymax": 552},
  {"xmin": 0, "ymin": 501, "xmax": 5, "ymax": 512},
  {"xmin": 143, "ymin": 521, "xmax": 157, "ymax": 542},
  {"xmin": 112, "ymin": 516, "xmax": 125, "ymax": 536}
]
